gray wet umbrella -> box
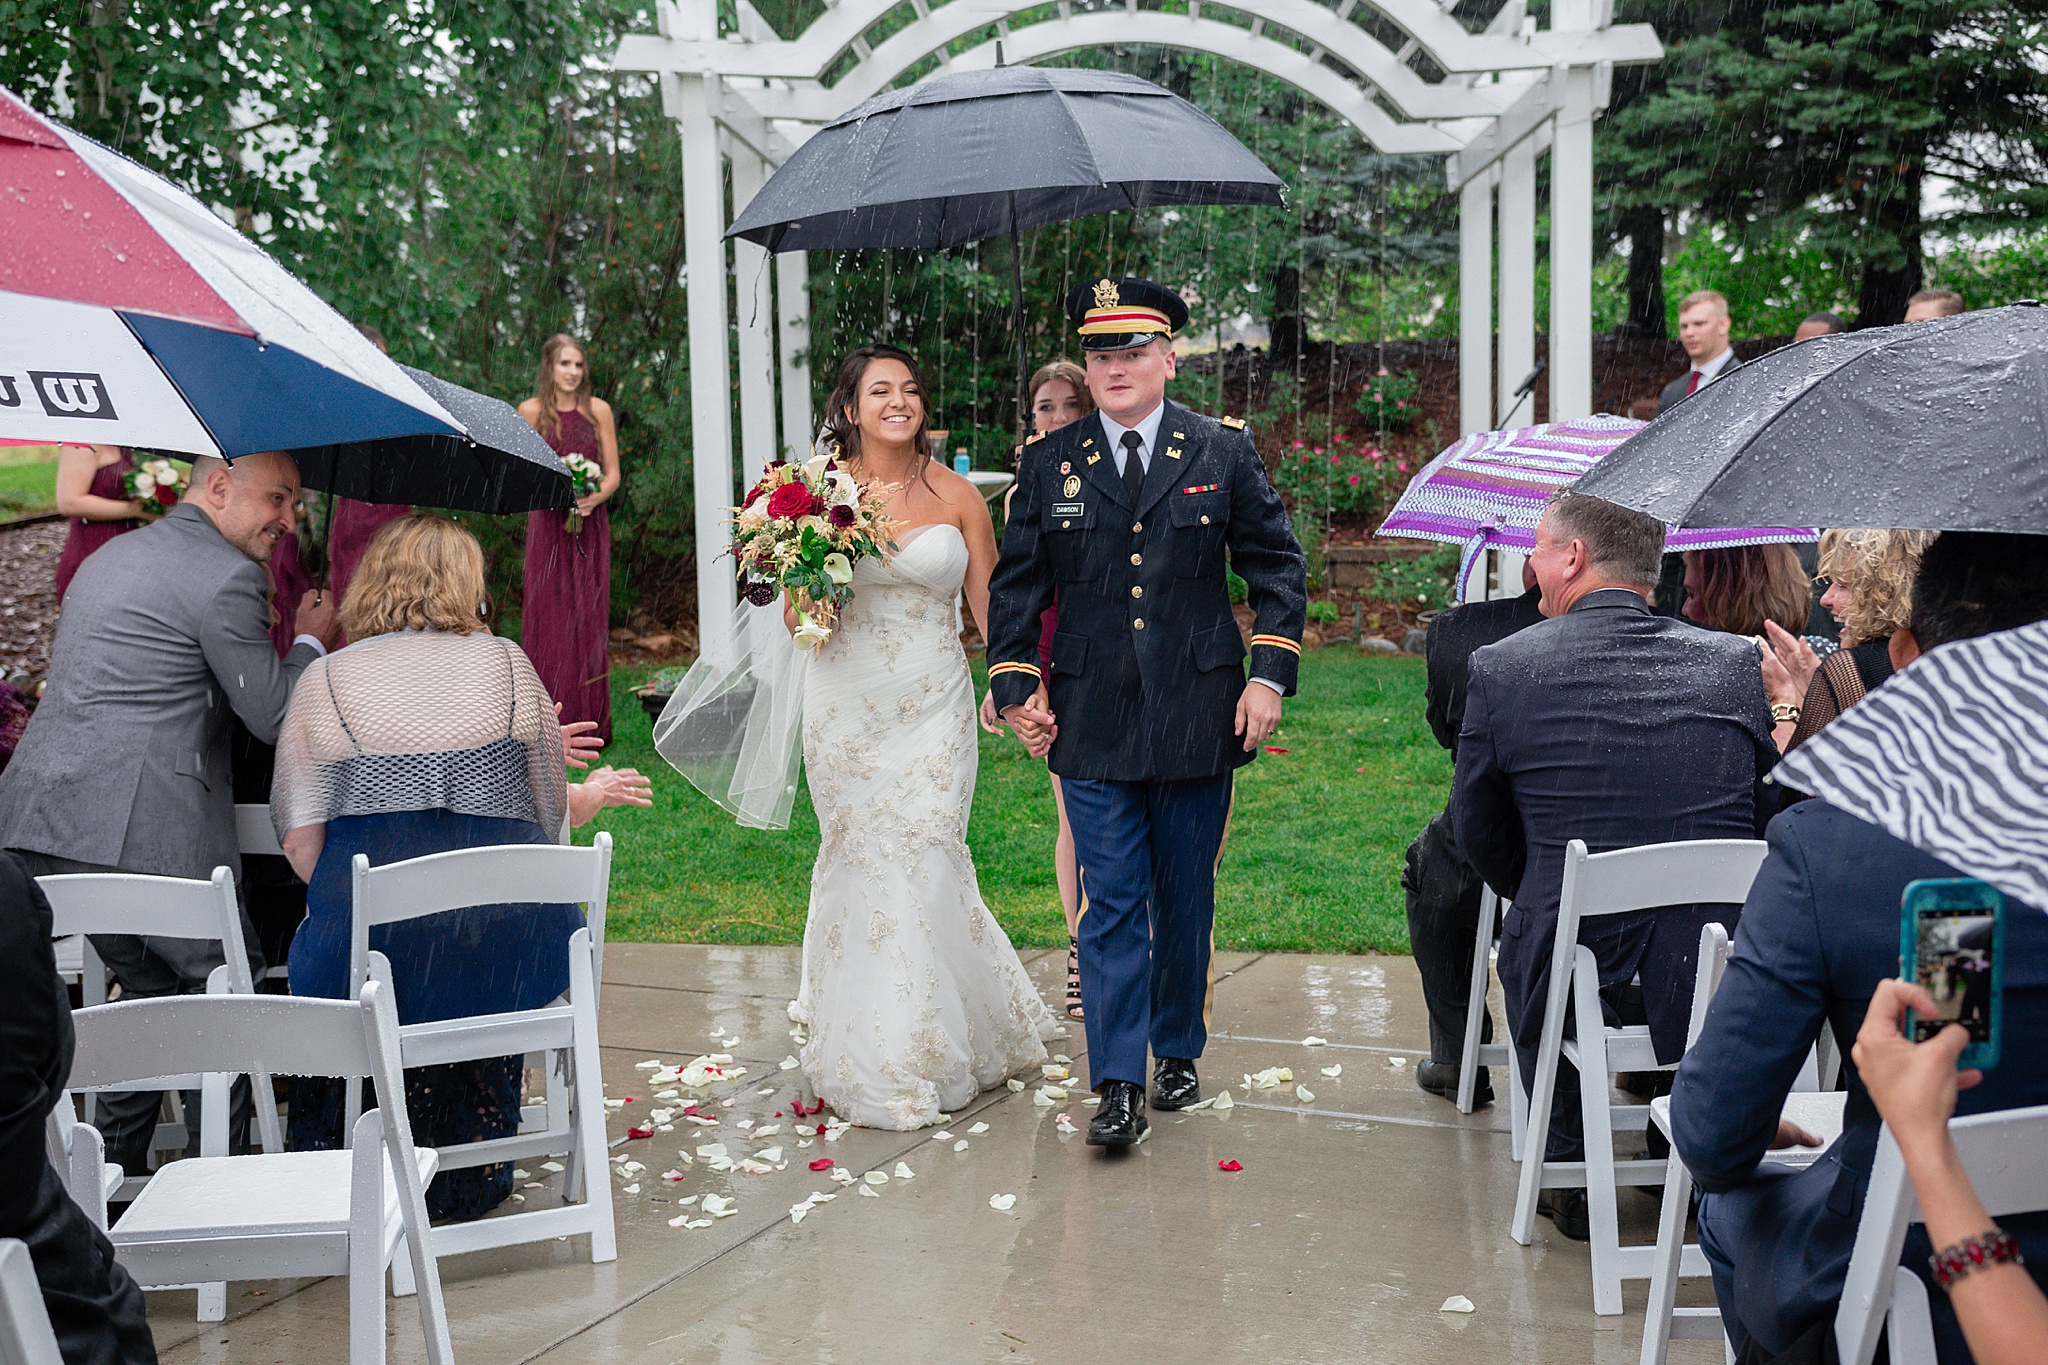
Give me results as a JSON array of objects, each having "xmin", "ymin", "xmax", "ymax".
[
  {"xmin": 1571, "ymin": 301, "xmax": 2048, "ymax": 533},
  {"xmin": 288, "ymin": 364, "xmax": 573, "ymax": 515},
  {"xmin": 727, "ymin": 61, "xmax": 1284, "ymax": 427}
]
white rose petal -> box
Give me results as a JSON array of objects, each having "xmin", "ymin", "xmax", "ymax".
[
  {"xmin": 967, "ymin": 1122, "xmax": 990, "ymax": 1135},
  {"xmin": 860, "ymin": 1184, "xmax": 881, "ymax": 1197},
  {"xmin": 1389, "ymin": 1056, "xmax": 1409, "ymax": 1069},
  {"xmin": 1006, "ymin": 1078, "xmax": 1025, "ymax": 1092},
  {"xmin": 780, "ymin": 1056, "xmax": 800, "ymax": 1070},
  {"xmin": 1053, "ymin": 1054, "xmax": 1072, "ymax": 1064},
  {"xmin": 1440, "ymin": 1295, "xmax": 1476, "ymax": 1314},
  {"xmin": 700, "ymin": 1193, "xmax": 734, "ymax": 1217},
  {"xmin": 695, "ymin": 1143, "xmax": 727, "ymax": 1160},
  {"xmin": 540, "ymin": 1161, "xmax": 565, "ymax": 1173},
  {"xmin": 954, "ymin": 1140, "xmax": 969, "ymax": 1152},
  {"xmin": 513, "ymin": 1169, "xmax": 529, "ymax": 1179},
  {"xmin": 1032, "ymin": 1088, "xmax": 1055, "ymax": 1107},
  {"xmin": 1182, "ymin": 1097, "xmax": 1216, "ymax": 1111},
  {"xmin": 988, "ymin": 1193, "xmax": 1017, "ymax": 1212},
  {"xmin": 1213, "ymin": 1091, "xmax": 1235, "ymax": 1111},
  {"xmin": 636, "ymin": 1060, "xmax": 663, "ymax": 1070},
  {"xmin": 623, "ymin": 1183, "xmax": 640, "ymax": 1194},
  {"xmin": 931, "ymin": 1131, "xmax": 954, "ymax": 1142},
  {"xmin": 893, "ymin": 1162, "xmax": 914, "ymax": 1180},
  {"xmin": 789, "ymin": 1203, "xmax": 810, "ymax": 1226},
  {"xmin": 863, "ymin": 1171, "xmax": 889, "ymax": 1186},
  {"xmin": 1301, "ymin": 1036, "xmax": 1329, "ymax": 1047},
  {"xmin": 1042, "ymin": 1064, "xmax": 1070, "ymax": 1080},
  {"xmin": 1295, "ymin": 1085, "xmax": 1315, "ymax": 1103},
  {"xmin": 1321, "ymin": 1064, "xmax": 1343, "ymax": 1078},
  {"xmin": 757, "ymin": 1146, "xmax": 783, "ymax": 1163}
]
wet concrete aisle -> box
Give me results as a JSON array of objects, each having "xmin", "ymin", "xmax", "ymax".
[{"xmin": 146, "ymin": 948, "xmax": 1723, "ymax": 1365}]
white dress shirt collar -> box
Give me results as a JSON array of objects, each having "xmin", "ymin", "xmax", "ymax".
[
  {"xmin": 1691, "ymin": 346, "xmax": 1736, "ymax": 384},
  {"xmin": 1097, "ymin": 402, "xmax": 1168, "ymax": 475}
]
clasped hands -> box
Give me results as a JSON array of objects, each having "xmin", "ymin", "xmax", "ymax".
[{"xmin": 978, "ymin": 680, "xmax": 1284, "ymax": 756}]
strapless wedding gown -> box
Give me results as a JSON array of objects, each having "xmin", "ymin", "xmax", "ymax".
[{"xmin": 792, "ymin": 524, "xmax": 1055, "ymax": 1129}]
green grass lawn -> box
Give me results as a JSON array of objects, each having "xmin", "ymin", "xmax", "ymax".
[
  {"xmin": 577, "ymin": 647, "xmax": 1447, "ymax": 954},
  {"xmin": 0, "ymin": 446, "xmax": 59, "ymax": 519}
]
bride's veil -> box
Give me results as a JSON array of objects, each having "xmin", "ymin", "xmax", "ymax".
[{"xmin": 652, "ymin": 599, "xmax": 808, "ymax": 830}]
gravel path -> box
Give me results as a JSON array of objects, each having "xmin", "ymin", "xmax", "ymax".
[{"xmin": 0, "ymin": 518, "xmax": 62, "ymax": 687}]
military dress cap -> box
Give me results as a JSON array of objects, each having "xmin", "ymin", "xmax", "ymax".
[{"xmin": 1065, "ymin": 276, "xmax": 1190, "ymax": 351}]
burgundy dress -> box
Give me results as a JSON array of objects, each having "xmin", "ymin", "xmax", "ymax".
[
  {"xmin": 267, "ymin": 531, "xmax": 315, "ymax": 657},
  {"xmin": 52, "ymin": 449, "xmax": 137, "ymax": 605},
  {"xmin": 523, "ymin": 407, "xmax": 612, "ymax": 744},
  {"xmin": 327, "ymin": 497, "xmax": 411, "ymax": 624}
]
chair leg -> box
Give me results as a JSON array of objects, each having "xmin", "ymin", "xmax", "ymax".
[
  {"xmin": 1508, "ymin": 1047, "xmax": 1528, "ymax": 1164},
  {"xmin": 1510, "ymin": 1049, "xmax": 1559, "ymax": 1245},
  {"xmin": 558, "ymin": 1050, "xmax": 587, "ymax": 1206},
  {"xmin": 349, "ymin": 1221, "xmax": 385, "ymax": 1365},
  {"xmin": 569, "ymin": 938, "xmax": 617, "ymax": 1264},
  {"xmin": 1638, "ymin": 1153, "xmax": 1697, "ymax": 1365},
  {"xmin": 1458, "ymin": 893, "xmax": 1497, "ymax": 1114},
  {"xmin": 197, "ymin": 1282, "xmax": 226, "ymax": 1322},
  {"xmin": 390, "ymin": 1233, "xmax": 417, "ymax": 1298},
  {"xmin": 1583, "ymin": 1046, "xmax": 1625, "ymax": 1315}
]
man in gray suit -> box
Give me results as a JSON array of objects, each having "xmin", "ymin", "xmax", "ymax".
[{"xmin": 0, "ymin": 449, "xmax": 338, "ymax": 1174}]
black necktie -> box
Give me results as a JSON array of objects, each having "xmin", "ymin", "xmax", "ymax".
[{"xmin": 1120, "ymin": 429, "xmax": 1145, "ymax": 505}]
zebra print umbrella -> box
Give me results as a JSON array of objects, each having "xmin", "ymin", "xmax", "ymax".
[{"xmin": 1773, "ymin": 620, "xmax": 2048, "ymax": 912}]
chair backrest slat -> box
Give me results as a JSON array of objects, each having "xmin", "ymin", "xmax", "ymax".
[
  {"xmin": 67, "ymin": 995, "xmax": 371, "ymax": 1089},
  {"xmin": 37, "ymin": 868, "xmax": 253, "ymax": 997},
  {"xmin": 1561, "ymin": 839, "xmax": 1770, "ymax": 922},
  {"xmin": 1949, "ymin": 1103, "xmax": 2048, "ymax": 1219},
  {"xmin": 0, "ymin": 1239, "xmax": 64, "ymax": 1365}
]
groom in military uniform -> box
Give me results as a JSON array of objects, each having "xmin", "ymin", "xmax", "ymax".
[{"xmin": 987, "ymin": 277, "xmax": 1307, "ymax": 1150}]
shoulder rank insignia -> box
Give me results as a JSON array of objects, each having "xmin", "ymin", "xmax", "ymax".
[
  {"xmin": 1221, "ymin": 415, "xmax": 1246, "ymax": 430},
  {"xmin": 1025, "ymin": 431, "xmax": 1046, "ymax": 445}
]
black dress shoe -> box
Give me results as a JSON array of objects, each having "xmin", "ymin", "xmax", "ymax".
[
  {"xmin": 1152, "ymin": 1057, "xmax": 1200, "ymax": 1110},
  {"xmin": 1086, "ymin": 1080, "xmax": 1149, "ymax": 1150},
  {"xmin": 1538, "ymin": 1189, "xmax": 1591, "ymax": 1242},
  {"xmin": 1414, "ymin": 1059, "xmax": 1494, "ymax": 1107}
]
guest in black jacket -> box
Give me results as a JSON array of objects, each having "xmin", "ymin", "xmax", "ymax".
[
  {"xmin": 0, "ymin": 852, "xmax": 157, "ymax": 1365},
  {"xmin": 1453, "ymin": 493, "xmax": 1777, "ymax": 1239},
  {"xmin": 1404, "ymin": 561, "xmax": 1544, "ymax": 1106},
  {"xmin": 1674, "ymin": 531, "xmax": 2048, "ymax": 1363}
]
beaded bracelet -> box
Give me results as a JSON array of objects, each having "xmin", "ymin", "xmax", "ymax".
[{"xmin": 1930, "ymin": 1228, "xmax": 2024, "ymax": 1289}]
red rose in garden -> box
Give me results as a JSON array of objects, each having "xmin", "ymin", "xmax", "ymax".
[{"xmin": 767, "ymin": 481, "xmax": 818, "ymax": 520}]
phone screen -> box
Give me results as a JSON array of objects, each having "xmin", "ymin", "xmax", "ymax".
[{"xmin": 1908, "ymin": 904, "xmax": 1998, "ymax": 1043}]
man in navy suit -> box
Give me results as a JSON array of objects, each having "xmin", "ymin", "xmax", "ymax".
[
  {"xmin": 1453, "ymin": 492, "xmax": 1777, "ymax": 1238},
  {"xmin": 987, "ymin": 276, "xmax": 1306, "ymax": 1151},
  {"xmin": 1673, "ymin": 531, "xmax": 2048, "ymax": 1361}
]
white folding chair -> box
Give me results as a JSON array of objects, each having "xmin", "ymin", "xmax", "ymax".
[
  {"xmin": 1511, "ymin": 837, "xmax": 1770, "ymax": 1315},
  {"xmin": 67, "ymin": 979, "xmax": 453, "ymax": 1365},
  {"xmin": 1458, "ymin": 887, "xmax": 1529, "ymax": 1155},
  {"xmin": 0, "ymin": 1239, "xmax": 64, "ymax": 1365},
  {"xmin": 1836, "ymin": 1104, "xmax": 2048, "ymax": 1365},
  {"xmin": 348, "ymin": 834, "xmax": 616, "ymax": 1269},
  {"xmin": 1637, "ymin": 923, "xmax": 1849, "ymax": 1365}
]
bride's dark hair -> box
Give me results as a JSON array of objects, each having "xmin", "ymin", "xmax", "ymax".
[{"xmin": 821, "ymin": 344, "xmax": 934, "ymax": 488}]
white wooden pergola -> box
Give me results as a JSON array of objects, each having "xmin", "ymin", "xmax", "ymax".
[{"xmin": 613, "ymin": 0, "xmax": 1662, "ymax": 657}]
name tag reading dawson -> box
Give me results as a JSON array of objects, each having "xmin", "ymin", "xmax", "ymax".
[{"xmin": 1051, "ymin": 502, "xmax": 1085, "ymax": 517}]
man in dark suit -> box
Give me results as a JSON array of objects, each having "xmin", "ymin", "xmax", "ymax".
[
  {"xmin": 1674, "ymin": 531, "xmax": 2048, "ymax": 1361},
  {"xmin": 1405, "ymin": 561, "xmax": 1544, "ymax": 1106},
  {"xmin": 1453, "ymin": 492, "xmax": 1777, "ymax": 1238},
  {"xmin": 988, "ymin": 276, "xmax": 1306, "ymax": 1150},
  {"xmin": 1654, "ymin": 290, "xmax": 1744, "ymax": 617},
  {"xmin": 0, "ymin": 851, "xmax": 157, "ymax": 1365}
]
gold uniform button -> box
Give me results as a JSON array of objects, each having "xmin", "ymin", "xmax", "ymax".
[
  {"xmin": 1133, "ymin": 618, "xmax": 1146, "ymax": 630},
  {"xmin": 1132, "ymin": 521, "xmax": 1143, "ymax": 533},
  {"xmin": 1130, "ymin": 553, "xmax": 1142, "ymax": 566},
  {"xmin": 1062, "ymin": 520, "xmax": 1071, "ymax": 529},
  {"xmin": 1130, "ymin": 585, "xmax": 1143, "ymax": 599},
  {"xmin": 1200, "ymin": 514, "xmax": 1211, "ymax": 525}
]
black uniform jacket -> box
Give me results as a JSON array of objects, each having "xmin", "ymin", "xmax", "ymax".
[{"xmin": 987, "ymin": 399, "xmax": 1307, "ymax": 782}]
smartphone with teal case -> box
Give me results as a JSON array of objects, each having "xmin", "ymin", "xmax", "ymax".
[{"xmin": 1899, "ymin": 878, "xmax": 2005, "ymax": 1071}]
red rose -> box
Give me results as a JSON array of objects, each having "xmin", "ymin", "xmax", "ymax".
[
  {"xmin": 743, "ymin": 483, "xmax": 766, "ymax": 508},
  {"xmin": 766, "ymin": 482, "xmax": 818, "ymax": 520},
  {"xmin": 156, "ymin": 485, "xmax": 178, "ymax": 507}
]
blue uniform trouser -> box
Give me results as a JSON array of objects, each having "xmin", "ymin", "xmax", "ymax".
[{"xmin": 1060, "ymin": 773, "xmax": 1234, "ymax": 1089}]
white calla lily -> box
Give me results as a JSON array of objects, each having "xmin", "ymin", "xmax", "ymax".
[
  {"xmin": 793, "ymin": 613, "xmax": 832, "ymax": 650},
  {"xmin": 822, "ymin": 553, "xmax": 854, "ymax": 585}
]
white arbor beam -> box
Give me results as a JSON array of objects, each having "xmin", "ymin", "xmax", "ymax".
[
  {"xmin": 1458, "ymin": 173, "xmax": 1492, "ymax": 437},
  {"xmin": 1496, "ymin": 134, "xmax": 1537, "ymax": 430},
  {"xmin": 730, "ymin": 145, "xmax": 780, "ymax": 488},
  {"xmin": 776, "ymin": 251, "xmax": 813, "ymax": 460},
  {"xmin": 1444, "ymin": 73, "xmax": 1558, "ymax": 189},
  {"xmin": 1548, "ymin": 65, "xmax": 1597, "ymax": 422}
]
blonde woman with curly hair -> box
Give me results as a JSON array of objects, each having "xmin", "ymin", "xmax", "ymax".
[
  {"xmin": 1761, "ymin": 528, "xmax": 1938, "ymax": 753},
  {"xmin": 273, "ymin": 514, "xmax": 648, "ymax": 1220}
]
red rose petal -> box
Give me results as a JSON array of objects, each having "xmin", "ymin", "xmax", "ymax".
[
  {"xmin": 1263, "ymin": 746, "xmax": 1290, "ymax": 755},
  {"xmin": 1217, "ymin": 1159, "xmax": 1243, "ymax": 1172},
  {"xmin": 816, "ymin": 1123, "xmax": 827, "ymax": 1134},
  {"xmin": 808, "ymin": 1158, "xmax": 834, "ymax": 1171},
  {"xmin": 627, "ymin": 1125, "xmax": 653, "ymax": 1140},
  {"xmin": 683, "ymin": 1105, "xmax": 701, "ymax": 1117},
  {"xmin": 622, "ymin": 1096, "xmax": 636, "ymax": 1104}
]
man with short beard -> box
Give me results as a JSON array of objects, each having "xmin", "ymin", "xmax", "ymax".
[{"xmin": 0, "ymin": 450, "xmax": 339, "ymax": 1176}]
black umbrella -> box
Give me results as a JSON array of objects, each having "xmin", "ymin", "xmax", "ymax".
[
  {"xmin": 727, "ymin": 58, "xmax": 1285, "ymax": 432},
  {"xmin": 289, "ymin": 364, "xmax": 573, "ymax": 515},
  {"xmin": 1572, "ymin": 301, "xmax": 2048, "ymax": 533}
]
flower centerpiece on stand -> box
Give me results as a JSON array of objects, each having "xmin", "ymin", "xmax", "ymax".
[{"xmin": 732, "ymin": 447, "xmax": 896, "ymax": 649}]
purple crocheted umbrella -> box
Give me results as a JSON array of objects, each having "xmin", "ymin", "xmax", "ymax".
[{"xmin": 1377, "ymin": 414, "xmax": 1815, "ymax": 597}]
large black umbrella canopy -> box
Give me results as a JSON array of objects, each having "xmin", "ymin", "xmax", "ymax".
[
  {"xmin": 1572, "ymin": 302, "xmax": 2048, "ymax": 533},
  {"xmin": 726, "ymin": 66, "xmax": 1285, "ymax": 253},
  {"xmin": 288, "ymin": 364, "xmax": 574, "ymax": 515}
]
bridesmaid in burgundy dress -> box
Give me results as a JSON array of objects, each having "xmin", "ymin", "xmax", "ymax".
[
  {"xmin": 52, "ymin": 444, "xmax": 143, "ymax": 605},
  {"xmin": 517, "ymin": 334, "xmax": 621, "ymax": 745},
  {"xmin": 327, "ymin": 324, "xmax": 412, "ymax": 628}
]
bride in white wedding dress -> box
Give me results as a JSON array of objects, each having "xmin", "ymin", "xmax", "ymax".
[{"xmin": 790, "ymin": 345, "xmax": 1055, "ymax": 1130}]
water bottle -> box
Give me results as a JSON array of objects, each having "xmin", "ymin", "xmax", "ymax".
[{"xmin": 953, "ymin": 447, "xmax": 971, "ymax": 475}]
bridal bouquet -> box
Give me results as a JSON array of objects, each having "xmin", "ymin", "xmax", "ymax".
[
  {"xmin": 123, "ymin": 457, "xmax": 188, "ymax": 512},
  {"xmin": 562, "ymin": 452, "xmax": 603, "ymax": 532},
  {"xmin": 732, "ymin": 449, "xmax": 896, "ymax": 649}
]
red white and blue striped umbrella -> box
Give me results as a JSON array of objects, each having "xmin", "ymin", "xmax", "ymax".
[
  {"xmin": 0, "ymin": 89, "xmax": 564, "ymax": 512},
  {"xmin": 1377, "ymin": 414, "xmax": 1815, "ymax": 596}
]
